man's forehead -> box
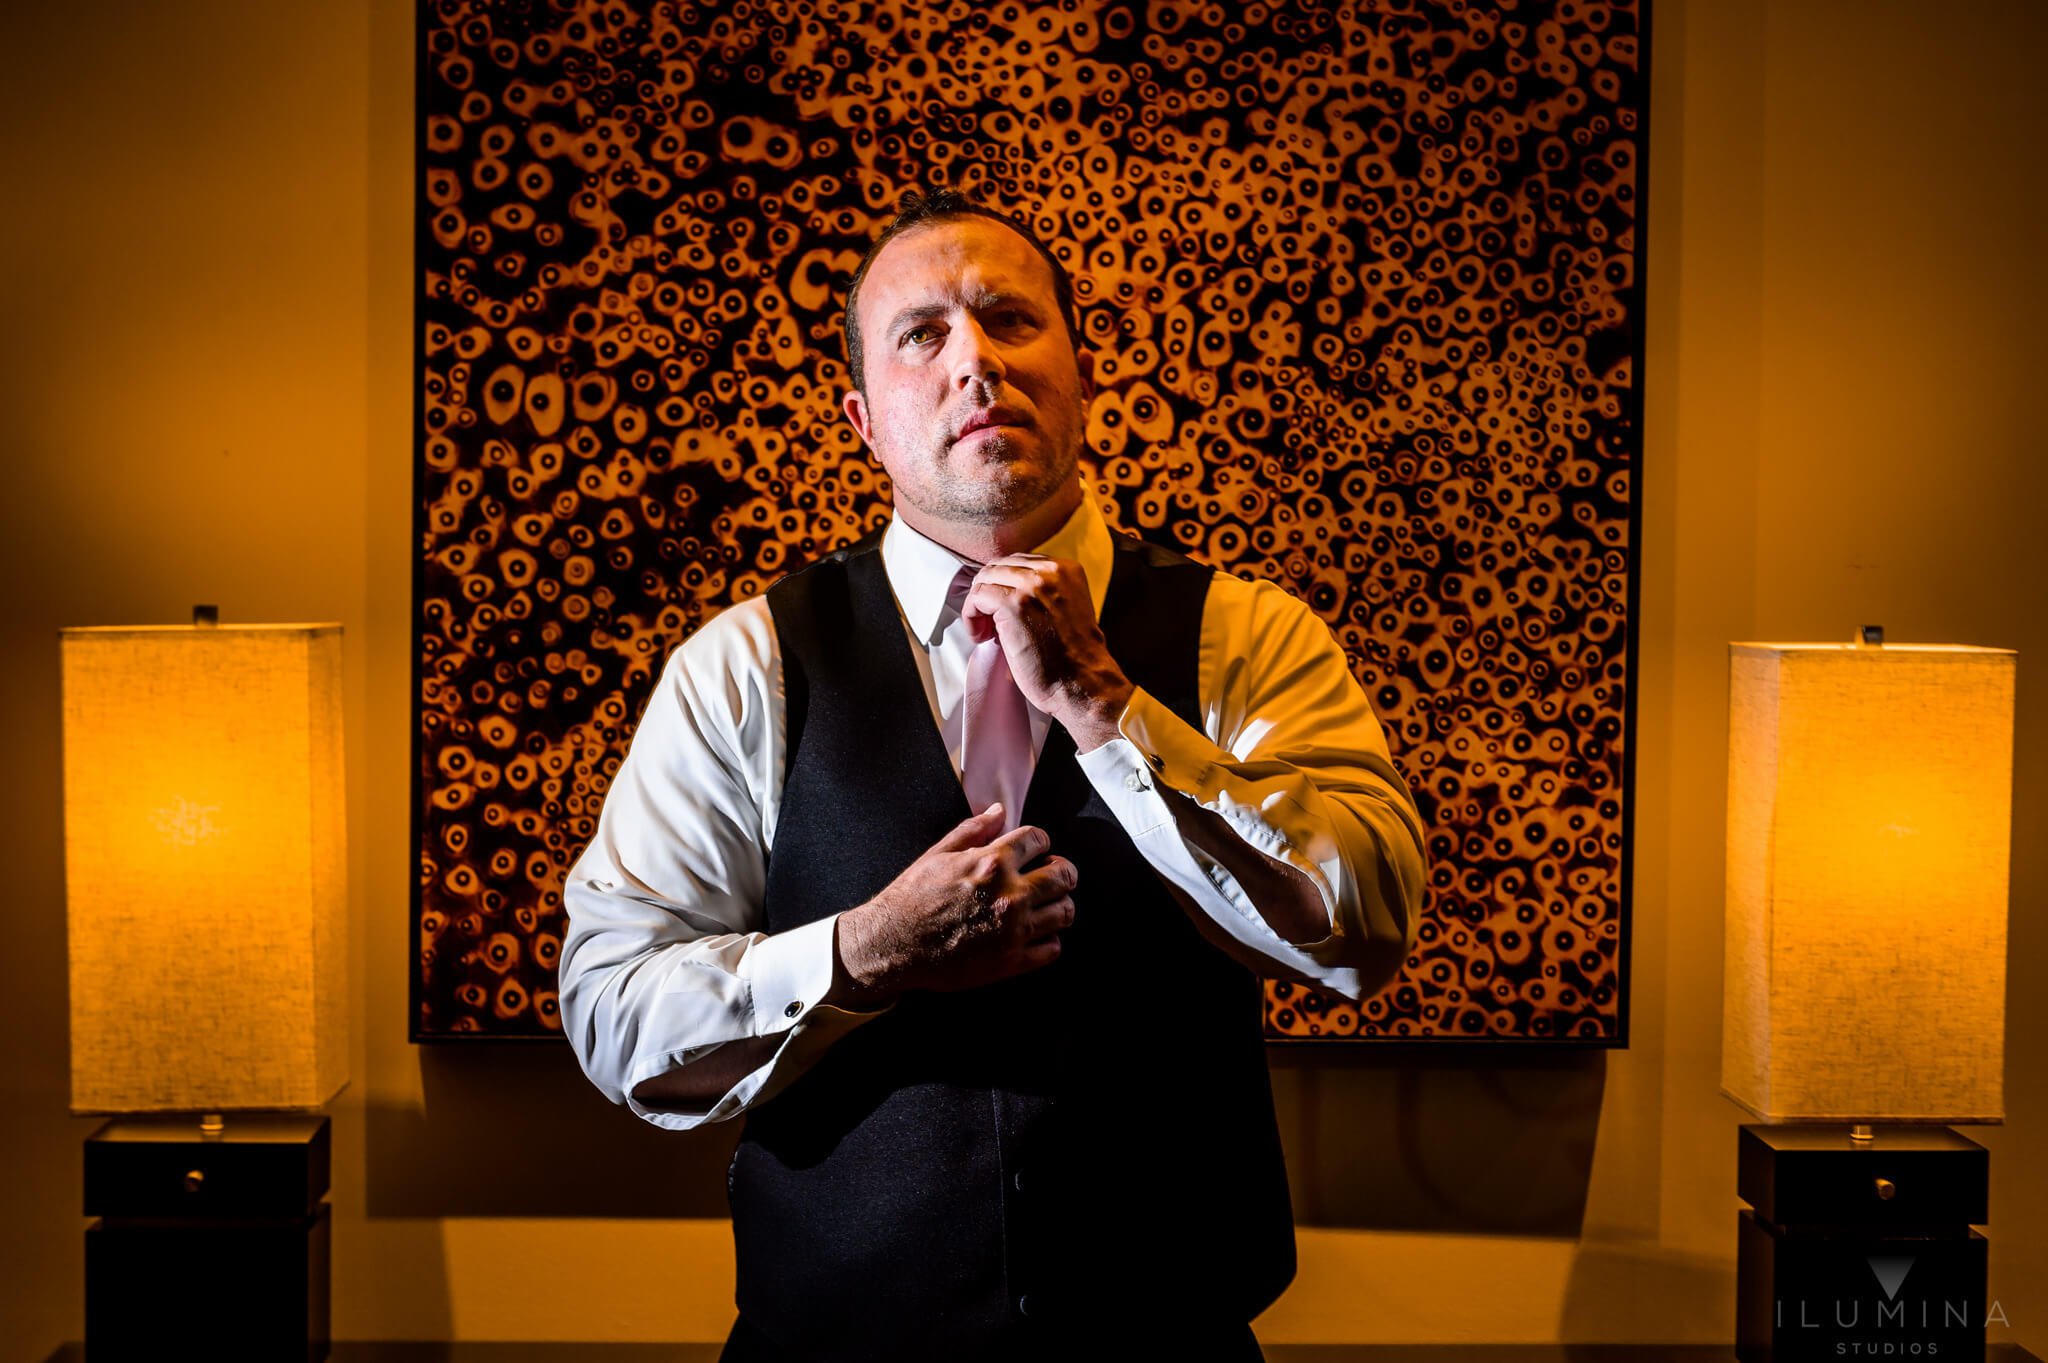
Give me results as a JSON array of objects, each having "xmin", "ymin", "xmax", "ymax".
[{"xmin": 860, "ymin": 218, "xmax": 1055, "ymax": 311}]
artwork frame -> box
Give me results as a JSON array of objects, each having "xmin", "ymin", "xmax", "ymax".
[{"xmin": 410, "ymin": 0, "xmax": 1649, "ymax": 1046}]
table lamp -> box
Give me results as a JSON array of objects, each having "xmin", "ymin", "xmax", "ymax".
[
  {"xmin": 1723, "ymin": 630, "xmax": 2014, "ymax": 1362},
  {"xmin": 62, "ymin": 609, "xmax": 347, "ymax": 1361}
]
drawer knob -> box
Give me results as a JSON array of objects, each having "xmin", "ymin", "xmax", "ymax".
[
  {"xmin": 183, "ymin": 1169, "xmax": 205, "ymax": 1193},
  {"xmin": 1874, "ymin": 1177, "xmax": 1897, "ymax": 1201}
]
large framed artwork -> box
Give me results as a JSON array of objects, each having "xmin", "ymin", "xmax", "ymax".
[{"xmin": 412, "ymin": 0, "xmax": 1647, "ymax": 1043}]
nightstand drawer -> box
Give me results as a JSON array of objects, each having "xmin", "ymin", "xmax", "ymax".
[
  {"xmin": 84, "ymin": 1114, "xmax": 330, "ymax": 1219},
  {"xmin": 1737, "ymin": 1124, "xmax": 1987, "ymax": 1226}
]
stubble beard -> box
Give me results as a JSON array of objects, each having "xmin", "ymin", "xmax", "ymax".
[
  {"xmin": 940, "ymin": 430, "xmax": 1076, "ymax": 525},
  {"xmin": 882, "ymin": 413, "xmax": 1081, "ymax": 529}
]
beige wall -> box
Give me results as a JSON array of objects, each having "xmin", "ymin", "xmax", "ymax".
[{"xmin": 3, "ymin": 0, "xmax": 2041, "ymax": 1354}]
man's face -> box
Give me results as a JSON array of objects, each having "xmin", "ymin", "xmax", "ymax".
[{"xmin": 843, "ymin": 218, "xmax": 1093, "ymax": 536}]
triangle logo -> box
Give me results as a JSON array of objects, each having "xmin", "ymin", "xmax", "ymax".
[{"xmin": 1867, "ymin": 1256, "xmax": 1916, "ymax": 1301}]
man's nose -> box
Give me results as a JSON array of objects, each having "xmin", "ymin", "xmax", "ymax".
[{"xmin": 948, "ymin": 318, "xmax": 1005, "ymax": 390}]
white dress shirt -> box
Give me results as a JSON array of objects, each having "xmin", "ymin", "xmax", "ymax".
[{"xmin": 559, "ymin": 495, "xmax": 1429, "ymax": 1131}]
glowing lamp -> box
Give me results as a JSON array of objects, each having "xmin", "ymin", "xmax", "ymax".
[
  {"xmin": 1723, "ymin": 638, "xmax": 2012, "ymax": 1124},
  {"xmin": 62, "ymin": 617, "xmax": 348, "ymax": 1112},
  {"xmin": 61, "ymin": 612, "xmax": 345, "ymax": 1359},
  {"xmin": 1723, "ymin": 633, "xmax": 2014, "ymax": 1361}
]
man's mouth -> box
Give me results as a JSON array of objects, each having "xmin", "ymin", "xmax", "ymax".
[{"xmin": 955, "ymin": 407, "xmax": 1027, "ymax": 443}]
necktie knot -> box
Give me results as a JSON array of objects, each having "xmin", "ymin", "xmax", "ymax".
[{"xmin": 943, "ymin": 563, "xmax": 976, "ymax": 619}]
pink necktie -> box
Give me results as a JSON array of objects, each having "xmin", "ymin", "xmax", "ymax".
[{"xmin": 949, "ymin": 565, "xmax": 1033, "ymax": 831}]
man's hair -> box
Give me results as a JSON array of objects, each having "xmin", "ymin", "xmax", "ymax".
[{"xmin": 842, "ymin": 188, "xmax": 1081, "ymax": 391}]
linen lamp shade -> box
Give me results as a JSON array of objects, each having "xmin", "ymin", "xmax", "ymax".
[
  {"xmin": 1722, "ymin": 641, "xmax": 2014, "ymax": 1125},
  {"xmin": 61, "ymin": 622, "xmax": 347, "ymax": 1114}
]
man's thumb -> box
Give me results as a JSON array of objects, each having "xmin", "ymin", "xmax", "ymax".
[{"xmin": 935, "ymin": 802, "xmax": 1004, "ymax": 850}]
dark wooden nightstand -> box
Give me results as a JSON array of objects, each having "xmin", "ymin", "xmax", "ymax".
[{"xmin": 81, "ymin": 1114, "xmax": 332, "ymax": 1360}]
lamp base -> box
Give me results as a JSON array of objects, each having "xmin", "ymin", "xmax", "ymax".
[
  {"xmin": 1737, "ymin": 1209, "xmax": 1986, "ymax": 1361},
  {"xmin": 83, "ymin": 1114, "xmax": 331, "ymax": 1362},
  {"xmin": 86, "ymin": 1203, "xmax": 331, "ymax": 1360},
  {"xmin": 1735, "ymin": 1124, "xmax": 1991, "ymax": 1363}
]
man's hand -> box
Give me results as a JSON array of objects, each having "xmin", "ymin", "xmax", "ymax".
[
  {"xmin": 961, "ymin": 553, "xmax": 1135, "ymax": 752},
  {"xmin": 829, "ymin": 804, "xmax": 1077, "ymax": 1009}
]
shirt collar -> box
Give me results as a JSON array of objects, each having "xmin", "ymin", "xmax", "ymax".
[{"xmin": 881, "ymin": 493, "xmax": 1115, "ymax": 646}]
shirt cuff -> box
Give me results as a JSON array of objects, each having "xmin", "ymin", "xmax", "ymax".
[
  {"xmin": 1075, "ymin": 683, "xmax": 1235, "ymax": 837},
  {"xmin": 1075, "ymin": 683, "xmax": 1253, "ymax": 848},
  {"xmin": 1072, "ymin": 703, "xmax": 1176, "ymax": 838},
  {"xmin": 1079, "ymin": 684, "xmax": 1341, "ymax": 944},
  {"xmin": 735, "ymin": 913, "xmax": 842, "ymax": 1036},
  {"xmin": 1109, "ymin": 684, "xmax": 1233, "ymax": 798}
]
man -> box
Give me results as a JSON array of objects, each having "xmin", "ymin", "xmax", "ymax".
[{"xmin": 560, "ymin": 188, "xmax": 1429, "ymax": 1361}]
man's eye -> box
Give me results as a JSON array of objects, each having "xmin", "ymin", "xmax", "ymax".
[{"xmin": 902, "ymin": 325, "xmax": 938, "ymax": 345}]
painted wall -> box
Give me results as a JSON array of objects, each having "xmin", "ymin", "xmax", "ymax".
[{"xmin": 2, "ymin": 0, "xmax": 2040, "ymax": 1354}]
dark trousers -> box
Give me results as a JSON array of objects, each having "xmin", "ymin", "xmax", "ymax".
[{"xmin": 720, "ymin": 1311, "xmax": 1267, "ymax": 1362}]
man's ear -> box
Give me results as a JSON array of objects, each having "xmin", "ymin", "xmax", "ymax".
[
  {"xmin": 842, "ymin": 388, "xmax": 873, "ymax": 449},
  {"xmin": 1076, "ymin": 347, "xmax": 1097, "ymax": 407}
]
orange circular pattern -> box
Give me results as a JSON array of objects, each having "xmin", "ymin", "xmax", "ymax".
[{"xmin": 415, "ymin": 0, "xmax": 1642, "ymax": 1042}]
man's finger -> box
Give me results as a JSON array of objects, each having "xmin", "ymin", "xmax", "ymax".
[
  {"xmin": 961, "ymin": 579, "xmax": 1020, "ymax": 613},
  {"xmin": 992, "ymin": 821, "xmax": 1052, "ymax": 865},
  {"xmin": 1025, "ymin": 855, "xmax": 1079, "ymax": 898},
  {"xmin": 1029, "ymin": 895, "xmax": 1076, "ymax": 934},
  {"xmin": 960, "ymin": 581, "xmax": 1018, "ymax": 643},
  {"xmin": 932, "ymin": 803, "xmax": 1007, "ymax": 852},
  {"xmin": 1018, "ymin": 935, "xmax": 1063, "ymax": 971},
  {"xmin": 971, "ymin": 560, "xmax": 1056, "ymax": 587}
]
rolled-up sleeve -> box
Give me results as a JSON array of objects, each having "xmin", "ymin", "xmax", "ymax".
[
  {"xmin": 558, "ymin": 598, "xmax": 883, "ymax": 1130},
  {"xmin": 1074, "ymin": 570, "xmax": 1428, "ymax": 1002}
]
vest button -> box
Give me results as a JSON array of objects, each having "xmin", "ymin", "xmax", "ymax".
[
  {"xmin": 1013, "ymin": 1171, "xmax": 1025, "ymax": 1192},
  {"xmin": 783, "ymin": 1001, "xmax": 802, "ymax": 1018},
  {"xmin": 1017, "ymin": 1295, "xmax": 1033, "ymax": 1317}
]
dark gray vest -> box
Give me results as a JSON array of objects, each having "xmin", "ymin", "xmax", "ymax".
[{"xmin": 729, "ymin": 529, "xmax": 1295, "ymax": 1360}]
